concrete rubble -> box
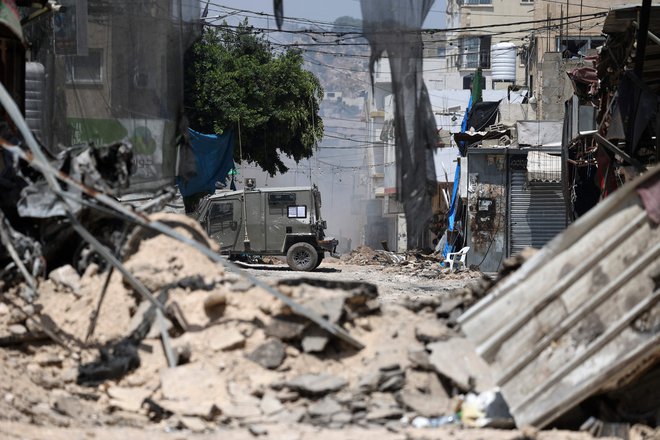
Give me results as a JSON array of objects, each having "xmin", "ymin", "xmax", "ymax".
[
  {"xmin": 0, "ymin": 215, "xmax": 503, "ymax": 435},
  {"xmin": 340, "ymin": 245, "xmax": 482, "ymax": 281}
]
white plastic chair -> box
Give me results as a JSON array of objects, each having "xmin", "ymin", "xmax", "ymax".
[{"xmin": 444, "ymin": 246, "xmax": 470, "ymax": 271}]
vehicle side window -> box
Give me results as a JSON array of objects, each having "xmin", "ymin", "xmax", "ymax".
[
  {"xmin": 268, "ymin": 193, "xmax": 296, "ymax": 215},
  {"xmin": 208, "ymin": 202, "xmax": 233, "ymax": 235},
  {"xmin": 287, "ymin": 205, "xmax": 307, "ymax": 218}
]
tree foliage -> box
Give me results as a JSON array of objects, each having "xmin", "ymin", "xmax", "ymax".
[{"xmin": 184, "ymin": 22, "xmax": 324, "ymax": 175}]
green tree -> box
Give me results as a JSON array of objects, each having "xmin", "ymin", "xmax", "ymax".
[{"xmin": 184, "ymin": 22, "xmax": 324, "ymax": 175}]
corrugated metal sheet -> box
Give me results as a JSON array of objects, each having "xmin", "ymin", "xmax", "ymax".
[{"xmin": 509, "ymin": 168, "xmax": 567, "ymax": 255}]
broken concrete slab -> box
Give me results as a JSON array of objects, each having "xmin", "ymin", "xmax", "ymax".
[
  {"xmin": 301, "ymin": 326, "xmax": 329, "ymax": 353},
  {"xmin": 435, "ymin": 297, "xmax": 465, "ymax": 318},
  {"xmin": 307, "ymin": 397, "xmax": 342, "ymax": 417},
  {"xmin": 248, "ymin": 424, "xmax": 268, "ymax": 436},
  {"xmin": 209, "ymin": 327, "xmax": 246, "ymax": 352},
  {"xmin": 407, "ymin": 348, "xmax": 433, "ymax": 371},
  {"xmin": 246, "ymin": 339, "xmax": 286, "ymax": 370},
  {"xmin": 264, "ymin": 315, "xmax": 307, "ymax": 340},
  {"xmin": 179, "ymin": 416, "xmax": 208, "ymax": 432},
  {"xmin": 286, "ymin": 373, "xmax": 348, "ymax": 396},
  {"xmin": 107, "ymin": 386, "xmax": 152, "ymax": 413},
  {"xmin": 52, "ymin": 395, "xmax": 84, "ymax": 418},
  {"xmin": 259, "ymin": 392, "xmax": 284, "ymax": 416},
  {"xmin": 414, "ymin": 319, "xmax": 453, "ymax": 343},
  {"xmin": 365, "ymin": 407, "xmax": 404, "ymax": 423},
  {"xmin": 159, "ymin": 362, "xmax": 227, "ymax": 418},
  {"xmin": 427, "ymin": 337, "xmax": 495, "ymax": 392},
  {"xmin": 48, "ymin": 265, "xmax": 81, "ymax": 294},
  {"xmin": 220, "ymin": 402, "xmax": 262, "ymax": 419},
  {"xmin": 297, "ymin": 290, "xmax": 346, "ymax": 324}
]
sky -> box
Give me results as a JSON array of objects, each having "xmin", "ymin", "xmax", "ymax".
[{"xmin": 205, "ymin": 0, "xmax": 446, "ymax": 29}]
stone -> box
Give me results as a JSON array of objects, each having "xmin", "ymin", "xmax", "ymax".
[
  {"xmin": 230, "ymin": 279, "xmax": 254, "ymax": 292},
  {"xmin": 52, "ymin": 396, "xmax": 83, "ymax": 417},
  {"xmin": 301, "ymin": 326, "xmax": 329, "ymax": 353},
  {"xmin": 279, "ymin": 407, "xmax": 306, "ymax": 424},
  {"xmin": 358, "ymin": 370, "xmax": 380, "ymax": 392},
  {"xmin": 370, "ymin": 392, "xmax": 398, "ymax": 409},
  {"xmin": 246, "ymin": 339, "xmax": 286, "ymax": 370},
  {"xmin": 248, "ymin": 424, "xmax": 268, "ymax": 436},
  {"xmin": 331, "ymin": 411, "xmax": 352, "ymax": 425},
  {"xmin": 298, "ymin": 293, "xmax": 346, "ymax": 324},
  {"xmin": 435, "ymin": 297, "xmax": 465, "ymax": 318},
  {"xmin": 348, "ymin": 399, "xmax": 368, "ymax": 413},
  {"xmin": 378, "ymin": 373, "xmax": 405, "ymax": 392},
  {"xmin": 107, "ymin": 386, "xmax": 152, "ymax": 413},
  {"xmin": 34, "ymin": 353, "xmax": 62, "ymax": 367},
  {"xmin": 60, "ymin": 368, "xmax": 78, "ymax": 384},
  {"xmin": 209, "ymin": 328, "xmax": 246, "ymax": 352},
  {"xmin": 400, "ymin": 390, "xmax": 450, "ymax": 417},
  {"xmin": 414, "ymin": 319, "xmax": 453, "ymax": 343},
  {"xmin": 179, "ymin": 416, "xmax": 207, "ymax": 433},
  {"xmin": 427, "ymin": 337, "xmax": 495, "ymax": 392},
  {"xmin": 286, "ymin": 373, "xmax": 348, "ymax": 396},
  {"xmin": 275, "ymin": 389, "xmax": 299, "ymax": 403},
  {"xmin": 8, "ymin": 324, "xmax": 27, "ymax": 336},
  {"xmin": 307, "ymin": 397, "xmax": 342, "ymax": 417},
  {"xmin": 48, "ymin": 265, "xmax": 81, "ymax": 293},
  {"xmin": 365, "ymin": 407, "xmax": 404, "ymax": 422},
  {"xmin": 264, "ymin": 315, "xmax": 307, "ymax": 340},
  {"xmin": 221, "ymin": 402, "xmax": 262, "ymax": 419},
  {"xmin": 159, "ymin": 362, "xmax": 227, "ymax": 418},
  {"xmin": 407, "ymin": 348, "xmax": 433, "ymax": 371},
  {"xmin": 158, "ymin": 400, "xmax": 220, "ymax": 420},
  {"xmin": 259, "ymin": 393, "xmax": 284, "ymax": 415},
  {"xmin": 0, "ymin": 303, "xmax": 8, "ymax": 316}
]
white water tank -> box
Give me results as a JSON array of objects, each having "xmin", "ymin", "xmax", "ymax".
[{"xmin": 491, "ymin": 42, "xmax": 517, "ymax": 82}]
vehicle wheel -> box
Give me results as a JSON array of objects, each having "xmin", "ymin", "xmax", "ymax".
[
  {"xmin": 314, "ymin": 256, "xmax": 324, "ymax": 269},
  {"xmin": 286, "ymin": 242, "xmax": 318, "ymax": 271}
]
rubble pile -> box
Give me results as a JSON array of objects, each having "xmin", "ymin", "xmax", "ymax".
[
  {"xmin": 340, "ymin": 246, "xmax": 398, "ymax": 265},
  {"xmin": 0, "ymin": 219, "xmax": 496, "ymax": 434},
  {"xmin": 340, "ymin": 246, "xmax": 482, "ymax": 281}
]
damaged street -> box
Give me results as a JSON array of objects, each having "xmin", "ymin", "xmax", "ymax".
[{"xmin": 1, "ymin": 1, "xmax": 660, "ymax": 440}]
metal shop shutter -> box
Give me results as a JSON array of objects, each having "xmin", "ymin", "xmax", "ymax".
[{"xmin": 509, "ymin": 168, "xmax": 567, "ymax": 256}]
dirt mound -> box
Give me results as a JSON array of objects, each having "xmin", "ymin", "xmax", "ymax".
[{"xmin": 340, "ymin": 246, "xmax": 396, "ymax": 265}]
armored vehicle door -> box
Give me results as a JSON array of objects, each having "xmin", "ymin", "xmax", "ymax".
[{"xmin": 206, "ymin": 198, "xmax": 241, "ymax": 251}]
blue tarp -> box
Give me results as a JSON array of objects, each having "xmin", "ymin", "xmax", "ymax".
[
  {"xmin": 442, "ymin": 94, "xmax": 473, "ymax": 261},
  {"xmin": 442, "ymin": 162, "xmax": 461, "ymax": 260},
  {"xmin": 176, "ymin": 128, "xmax": 234, "ymax": 197}
]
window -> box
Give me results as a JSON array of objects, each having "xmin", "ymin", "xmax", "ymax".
[
  {"xmin": 556, "ymin": 36, "xmax": 605, "ymax": 57},
  {"xmin": 268, "ymin": 193, "xmax": 296, "ymax": 215},
  {"xmin": 460, "ymin": 36, "xmax": 491, "ymax": 69},
  {"xmin": 208, "ymin": 202, "xmax": 234, "ymax": 235},
  {"xmin": 436, "ymin": 46, "xmax": 446, "ymax": 58},
  {"xmin": 287, "ymin": 205, "xmax": 307, "ymax": 219},
  {"xmin": 65, "ymin": 49, "xmax": 103, "ymax": 84}
]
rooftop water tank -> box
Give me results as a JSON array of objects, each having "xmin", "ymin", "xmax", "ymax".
[{"xmin": 491, "ymin": 42, "xmax": 517, "ymax": 82}]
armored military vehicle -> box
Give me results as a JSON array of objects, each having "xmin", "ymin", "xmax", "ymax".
[{"xmin": 194, "ymin": 182, "xmax": 337, "ymax": 271}]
